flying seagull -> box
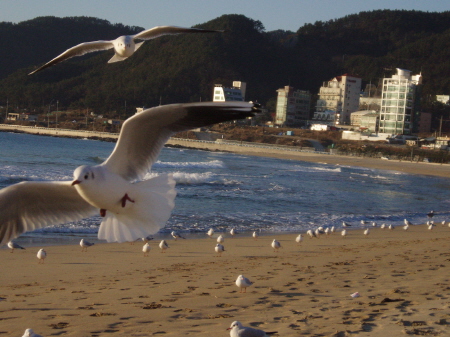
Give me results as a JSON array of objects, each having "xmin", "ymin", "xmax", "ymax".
[
  {"xmin": 28, "ymin": 25, "xmax": 224, "ymax": 75},
  {"xmin": 0, "ymin": 102, "xmax": 258, "ymax": 245}
]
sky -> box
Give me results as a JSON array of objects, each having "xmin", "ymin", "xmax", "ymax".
[{"xmin": 0, "ymin": 0, "xmax": 449, "ymax": 32}]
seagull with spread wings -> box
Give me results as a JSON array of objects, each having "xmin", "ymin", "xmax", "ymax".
[
  {"xmin": 0, "ymin": 102, "xmax": 259, "ymax": 245},
  {"xmin": 29, "ymin": 26, "xmax": 223, "ymax": 75}
]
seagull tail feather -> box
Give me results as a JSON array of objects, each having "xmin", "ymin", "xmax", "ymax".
[
  {"xmin": 108, "ymin": 54, "xmax": 129, "ymax": 63},
  {"xmin": 98, "ymin": 174, "xmax": 176, "ymax": 243}
]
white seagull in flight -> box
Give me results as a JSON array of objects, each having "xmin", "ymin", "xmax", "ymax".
[
  {"xmin": 28, "ymin": 25, "xmax": 223, "ymax": 75},
  {"xmin": 0, "ymin": 102, "xmax": 258, "ymax": 245}
]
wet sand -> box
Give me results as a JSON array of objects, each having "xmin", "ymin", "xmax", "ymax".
[{"xmin": 1, "ymin": 225, "xmax": 450, "ymax": 336}]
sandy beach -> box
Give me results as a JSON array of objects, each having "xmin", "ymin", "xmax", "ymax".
[{"xmin": 1, "ymin": 225, "xmax": 450, "ymax": 336}]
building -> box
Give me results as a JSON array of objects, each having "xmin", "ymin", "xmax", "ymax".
[
  {"xmin": 359, "ymin": 97, "xmax": 381, "ymax": 112},
  {"xmin": 275, "ymin": 86, "xmax": 311, "ymax": 127},
  {"xmin": 350, "ymin": 110, "xmax": 377, "ymax": 127},
  {"xmin": 360, "ymin": 112, "xmax": 379, "ymax": 133},
  {"xmin": 436, "ymin": 95, "xmax": 449, "ymax": 104},
  {"xmin": 213, "ymin": 82, "xmax": 246, "ymax": 102},
  {"xmin": 7, "ymin": 113, "xmax": 37, "ymax": 122},
  {"xmin": 418, "ymin": 112, "xmax": 431, "ymax": 134},
  {"xmin": 379, "ymin": 68, "xmax": 422, "ymax": 135},
  {"xmin": 314, "ymin": 74, "xmax": 361, "ymax": 125}
]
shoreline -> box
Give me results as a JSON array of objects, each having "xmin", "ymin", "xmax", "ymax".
[
  {"xmin": 1, "ymin": 124, "xmax": 449, "ymax": 178},
  {"xmin": 1, "ymin": 226, "xmax": 450, "ymax": 336}
]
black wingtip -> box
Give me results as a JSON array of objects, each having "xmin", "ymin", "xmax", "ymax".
[{"xmin": 251, "ymin": 102, "xmax": 262, "ymax": 113}]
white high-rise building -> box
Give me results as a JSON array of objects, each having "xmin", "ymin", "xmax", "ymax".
[
  {"xmin": 314, "ymin": 74, "xmax": 361, "ymax": 125},
  {"xmin": 379, "ymin": 68, "xmax": 422, "ymax": 135},
  {"xmin": 213, "ymin": 81, "xmax": 246, "ymax": 102}
]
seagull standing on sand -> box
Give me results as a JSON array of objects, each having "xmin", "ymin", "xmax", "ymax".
[
  {"xmin": 230, "ymin": 228, "xmax": 237, "ymax": 238},
  {"xmin": 217, "ymin": 235, "xmax": 224, "ymax": 244},
  {"xmin": 388, "ymin": 224, "xmax": 393, "ymax": 230},
  {"xmin": 207, "ymin": 228, "xmax": 214, "ymax": 238},
  {"xmin": 306, "ymin": 229, "xmax": 317, "ymax": 239},
  {"xmin": 295, "ymin": 234, "xmax": 303, "ymax": 245},
  {"xmin": 37, "ymin": 249, "xmax": 46, "ymax": 264},
  {"xmin": 227, "ymin": 321, "xmax": 277, "ymax": 337},
  {"xmin": 235, "ymin": 275, "xmax": 253, "ymax": 293},
  {"xmin": 404, "ymin": 219, "xmax": 413, "ymax": 226},
  {"xmin": 22, "ymin": 329, "xmax": 43, "ymax": 337},
  {"xmin": 171, "ymin": 231, "xmax": 186, "ymax": 240},
  {"xmin": 271, "ymin": 239, "xmax": 281, "ymax": 252},
  {"xmin": 403, "ymin": 224, "xmax": 409, "ymax": 231},
  {"xmin": 141, "ymin": 235, "xmax": 154, "ymax": 243},
  {"xmin": 28, "ymin": 26, "xmax": 224, "ymax": 75},
  {"xmin": 252, "ymin": 231, "xmax": 259, "ymax": 240},
  {"xmin": 363, "ymin": 228, "xmax": 370, "ymax": 236},
  {"xmin": 142, "ymin": 242, "xmax": 151, "ymax": 257},
  {"xmin": 342, "ymin": 221, "xmax": 351, "ymax": 227},
  {"xmin": 215, "ymin": 243, "xmax": 225, "ymax": 257},
  {"xmin": 427, "ymin": 210, "xmax": 434, "ymax": 219},
  {"xmin": 0, "ymin": 102, "xmax": 258, "ymax": 246},
  {"xmin": 341, "ymin": 229, "xmax": 347, "ymax": 238},
  {"xmin": 159, "ymin": 240, "xmax": 169, "ymax": 253},
  {"xmin": 80, "ymin": 238, "xmax": 94, "ymax": 252},
  {"xmin": 7, "ymin": 240, "xmax": 25, "ymax": 253}
]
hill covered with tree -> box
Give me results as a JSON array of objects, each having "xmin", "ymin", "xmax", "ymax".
[{"xmin": 0, "ymin": 10, "xmax": 449, "ymax": 120}]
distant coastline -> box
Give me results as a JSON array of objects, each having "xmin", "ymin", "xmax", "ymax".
[{"xmin": 1, "ymin": 124, "xmax": 449, "ymax": 178}]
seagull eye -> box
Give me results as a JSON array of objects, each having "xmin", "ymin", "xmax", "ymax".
[{"xmin": 84, "ymin": 174, "xmax": 89, "ymax": 180}]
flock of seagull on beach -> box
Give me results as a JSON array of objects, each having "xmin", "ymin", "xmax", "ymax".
[
  {"xmin": 12, "ymin": 215, "xmax": 448, "ymax": 337},
  {"xmin": 7, "ymin": 213, "xmax": 448, "ymax": 260}
]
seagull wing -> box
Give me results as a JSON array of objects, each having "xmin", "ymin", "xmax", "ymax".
[
  {"xmin": 133, "ymin": 25, "xmax": 223, "ymax": 40},
  {"xmin": 0, "ymin": 181, "xmax": 98, "ymax": 245},
  {"xmin": 28, "ymin": 40, "xmax": 114, "ymax": 75},
  {"xmin": 238, "ymin": 327, "xmax": 268, "ymax": 337},
  {"xmin": 102, "ymin": 102, "xmax": 258, "ymax": 181}
]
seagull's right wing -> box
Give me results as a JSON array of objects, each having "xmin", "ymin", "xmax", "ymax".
[
  {"xmin": 0, "ymin": 181, "xmax": 98, "ymax": 246},
  {"xmin": 28, "ymin": 40, "xmax": 114, "ymax": 75},
  {"xmin": 102, "ymin": 102, "xmax": 259, "ymax": 181}
]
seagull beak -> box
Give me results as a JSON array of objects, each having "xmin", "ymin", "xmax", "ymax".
[{"xmin": 71, "ymin": 180, "xmax": 81, "ymax": 186}]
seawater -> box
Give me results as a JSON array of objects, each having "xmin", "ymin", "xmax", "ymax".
[{"xmin": 1, "ymin": 132, "xmax": 450, "ymax": 244}]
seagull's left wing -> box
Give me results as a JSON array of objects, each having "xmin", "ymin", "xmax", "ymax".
[
  {"xmin": 102, "ymin": 102, "xmax": 259, "ymax": 181},
  {"xmin": 133, "ymin": 26, "xmax": 224, "ymax": 40},
  {"xmin": 0, "ymin": 181, "xmax": 98, "ymax": 246}
]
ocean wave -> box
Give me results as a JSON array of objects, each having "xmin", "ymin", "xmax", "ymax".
[
  {"xmin": 154, "ymin": 160, "xmax": 225, "ymax": 169},
  {"xmin": 290, "ymin": 166, "xmax": 342, "ymax": 173},
  {"xmin": 142, "ymin": 171, "xmax": 240, "ymax": 185}
]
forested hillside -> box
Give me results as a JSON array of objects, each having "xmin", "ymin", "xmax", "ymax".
[{"xmin": 0, "ymin": 10, "xmax": 449, "ymax": 117}]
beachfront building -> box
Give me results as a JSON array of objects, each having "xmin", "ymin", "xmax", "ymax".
[
  {"xmin": 314, "ymin": 74, "xmax": 361, "ymax": 126},
  {"xmin": 436, "ymin": 95, "xmax": 449, "ymax": 105},
  {"xmin": 275, "ymin": 86, "xmax": 311, "ymax": 127},
  {"xmin": 379, "ymin": 68, "xmax": 422, "ymax": 135},
  {"xmin": 213, "ymin": 82, "xmax": 246, "ymax": 102}
]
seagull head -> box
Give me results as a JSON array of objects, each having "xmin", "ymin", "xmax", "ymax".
[
  {"xmin": 227, "ymin": 321, "xmax": 243, "ymax": 331},
  {"xmin": 113, "ymin": 35, "xmax": 135, "ymax": 57},
  {"xmin": 23, "ymin": 329, "xmax": 34, "ymax": 337},
  {"xmin": 72, "ymin": 165, "xmax": 102, "ymax": 186}
]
